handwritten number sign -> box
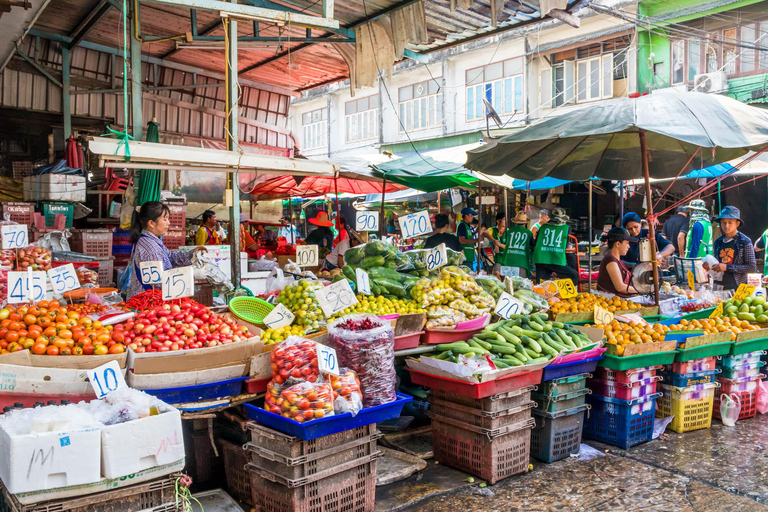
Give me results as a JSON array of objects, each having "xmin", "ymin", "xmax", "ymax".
[
  {"xmin": 733, "ymin": 284, "xmax": 756, "ymax": 302},
  {"xmin": 87, "ymin": 360, "xmax": 127, "ymax": 399},
  {"xmin": 355, "ymin": 211, "xmax": 379, "ymax": 232},
  {"xmin": 1, "ymin": 225, "xmax": 27, "ymax": 250},
  {"xmin": 710, "ymin": 303, "xmax": 724, "ymax": 319},
  {"xmin": 687, "ymin": 270, "xmax": 696, "ymax": 291},
  {"xmin": 139, "ymin": 261, "xmax": 163, "ymax": 285},
  {"xmin": 161, "ymin": 266, "xmax": 194, "ymax": 301},
  {"xmin": 398, "ymin": 210, "xmax": 432, "ymax": 238},
  {"xmin": 555, "ymin": 279, "xmax": 578, "ymax": 299},
  {"xmin": 594, "ymin": 305, "xmax": 615, "ymax": 325},
  {"xmin": 7, "ymin": 271, "xmax": 46, "ymax": 303},
  {"xmin": 425, "ymin": 244, "xmax": 447, "ymax": 271},
  {"xmin": 316, "ymin": 343, "xmax": 340, "ymax": 376},
  {"xmin": 296, "ymin": 245, "xmax": 319, "ymax": 267},
  {"xmin": 494, "ymin": 292, "xmax": 525, "ymax": 319},
  {"xmin": 356, "ymin": 268, "xmax": 372, "ymax": 295},
  {"xmin": 315, "ymin": 279, "xmax": 359, "ymax": 317},
  {"xmin": 47, "ymin": 264, "xmax": 80, "ymax": 294},
  {"xmin": 263, "ymin": 303, "xmax": 295, "ymax": 329}
]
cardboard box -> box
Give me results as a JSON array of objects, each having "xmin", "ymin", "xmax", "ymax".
[
  {"xmin": 0, "ymin": 350, "xmax": 127, "ymax": 370},
  {"xmin": 23, "ymin": 175, "xmax": 86, "ymax": 202},
  {"xmin": 127, "ymin": 363, "xmax": 247, "ymax": 389},
  {"xmin": 100, "ymin": 404, "xmax": 184, "ymax": 480},
  {"xmin": 0, "ymin": 422, "xmax": 101, "ymax": 494},
  {"xmin": 0, "ymin": 364, "xmax": 127, "ymax": 396},
  {"xmin": 126, "ymin": 338, "xmax": 263, "ymax": 375}
]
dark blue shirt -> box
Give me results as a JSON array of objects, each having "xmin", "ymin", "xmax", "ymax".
[{"xmin": 623, "ymin": 229, "xmax": 671, "ymax": 264}]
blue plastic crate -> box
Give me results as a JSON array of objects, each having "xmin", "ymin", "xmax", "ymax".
[
  {"xmin": 542, "ymin": 357, "xmax": 603, "ymax": 382},
  {"xmin": 583, "ymin": 393, "xmax": 660, "ymax": 449},
  {"xmin": 142, "ymin": 376, "xmax": 247, "ymax": 404},
  {"xmin": 659, "ymin": 369, "xmax": 719, "ymax": 387},
  {"xmin": 244, "ymin": 393, "xmax": 413, "ymax": 440}
]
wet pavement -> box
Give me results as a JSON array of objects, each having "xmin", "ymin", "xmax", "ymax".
[{"xmin": 376, "ymin": 414, "xmax": 768, "ymax": 511}]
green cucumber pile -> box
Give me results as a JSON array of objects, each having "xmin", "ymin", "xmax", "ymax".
[{"xmin": 430, "ymin": 314, "xmax": 595, "ymax": 368}]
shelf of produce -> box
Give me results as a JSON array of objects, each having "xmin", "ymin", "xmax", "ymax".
[
  {"xmin": 674, "ymin": 342, "xmax": 733, "ymax": 362},
  {"xmin": 598, "ymin": 351, "xmax": 677, "ymax": 371}
]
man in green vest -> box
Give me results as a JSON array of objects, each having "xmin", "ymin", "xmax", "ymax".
[
  {"xmin": 753, "ymin": 227, "xmax": 768, "ymax": 276},
  {"xmin": 489, "ymin": 211, "xmax": 534, "ymax": 278},
  {"xmin": 456, "ymin": 207, "xmax": 478, "ymax": 269},
  {"xmin": 532, "ymin": 207, "xmax": 579, "ymax": 287},
  {"xmin": 678, "ymin": 199, "xmax": 713, "ymax": 258}
]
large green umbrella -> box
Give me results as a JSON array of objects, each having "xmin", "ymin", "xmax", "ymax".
[
  {"xmin": 372, "ymin": 154, "xmax": 477, "ymax": 193},
  {"xmin": 135, "ymin": 120, "xmax": 162, "ymax": 205}
]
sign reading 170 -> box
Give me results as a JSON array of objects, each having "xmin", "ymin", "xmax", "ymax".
[{"xmin": 398, "ymin": 210, "xmax": 433, "ymax": 238}]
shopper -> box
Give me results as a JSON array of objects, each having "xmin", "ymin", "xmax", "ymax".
[
  {"xmin": 128, "ymin": 202, "xmax": 206, "ymax": 299},
  {"xmin": 424, "ymin": 213, "xmax": 463, "ymax": 252},
  {"xmin": 705, "ymin": 206, "xmax": 756, "ymax": 290},
  {"xmin": 753, "ymin": 226, "xmax": 768, "ymax": 276},
  {"xmin": 456, "ymin": 207, "xmax": 478, "ymax": 268},
  {"xmin": 305, "ymin": 212, "xmax": 336, "ymax": 251},
  {"xmin": 195, "ymin": 210, "xmax": 222, "ymax": 245},
  {"xmin": 621, "ymin": 212, "xmax": 674, "ymax": 265},
  {"xmin": 532, "ymin": 207, "xmax": 579, "ymax": 287},
  {"xmin": 679, "ymin": 199, "xmax": 713, "ymax": 258},
  {"xmin": 491, "ymin": 211, "xmax": 534, "ymax": 278},
  {"xmin": 531, "ymin": 209, "xmax": 549, "ymax": 239},
  {"xmin": 324, "ymin": 230, "xmax": 362, "ymax": 269},
  {"xmin": 597, "ymin": 227, "xmax": 640, "ymax": 297},
  {"xmin": 662, "ymin": 206, "xmax": 688, "ymax": 256},
  {"xmin": 334, "ymin": 216, "xmax": 349, "ymax": 244}
]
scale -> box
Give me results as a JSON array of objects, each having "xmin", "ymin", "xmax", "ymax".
[{"xmin": 631, "ymin": 261, "xmax": 677, "ymax": 295}]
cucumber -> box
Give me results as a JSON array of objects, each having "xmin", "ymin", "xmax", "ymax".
[
  {"xmin": 467, "ymin": 340, "xmax": 491, "ymax": 354},
  {"xmin": 488, "ymin": 343, "xmax": 519, "ymax": 355},
  {"xmin": 493, "ymin": 360, "xmax": 510, "ymax": 369},
  {"xmin": 497, "ymin": 327, "xmax": 523, "ymax": 345},
  {"xmin": 522, "ymin": 336, "xmax": 543, "ymax": 353},
  {"xmin": 470, "ymin": 338, "xmax": 493, "ymax": 350},
  {"xmin": 436, "ymin": 342, "xmax": 476, "ymax": 354},
  {"xmin": 500, "ymin": 355, "xmax": 525, "ymax": 366},
  {"xmin": 524, "ymin": 347, "xmax": 539, "ymax": 359},
  {"xmin": 527, "ymin": 357, "xmax": 551, "ymax": 365}
]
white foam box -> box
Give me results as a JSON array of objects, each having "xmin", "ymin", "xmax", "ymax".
[
  {"xmin": 126, "ymin": 363, "xmax": 246, "ymax": 389},
  {"xmin": 0, "ymin": 422, "xmax": 101, "ymax": 494},
  {"xmin": 23, "ymin": 175, "xmax": 86, "ymax": 202},
  {"xmin": 100, "ymin": 403, "xmax": 184, "ymax": 480}
]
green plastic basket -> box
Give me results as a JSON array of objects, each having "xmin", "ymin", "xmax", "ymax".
[
  {"xmin": 599, "ymin": 351, "xmax": 677, "ymax": 371},
  {"xmin": 674, "ymin": 341, "xmax": 733, "ymax": 362},
  {"xmin": 229, "ymin": 296, "xmax": 274, "ymax": 327},
  {"xmin": 732, "ymin": 337, "xmax": 768, "ymax": 355}
]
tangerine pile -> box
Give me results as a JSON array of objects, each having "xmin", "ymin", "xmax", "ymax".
[
  {"xmin": 549, "ymin": 293, "xmax": 644, "ymax": 315},
  {"xmin": 592, "ymin": 320, "xmax": 669, "ymax": 356},
  {"xmin": 667, "ymin": 317, "xmax": 758, "ymax": 341}
]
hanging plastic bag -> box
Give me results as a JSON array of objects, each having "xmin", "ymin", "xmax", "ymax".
[
  {"xmin": 757, "ymin": 380, "xmax": 768, "ymax": 414},
  {"xmin": 720, "ymin": 393, "xmax": 741, "ymax": 426},
  {"xmin": 330, "ymin": 368, "xmax": 363, "ymax": 416}
]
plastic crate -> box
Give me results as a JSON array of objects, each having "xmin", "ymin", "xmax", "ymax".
[
  {"xmin": 394, "ymin": 331, "xmax": 423, "ymax": 350},
  {"xmin": 720, "ymin": 352, "xmax": 764, "ymax": 368},
  {"xmin": 163, "ymin": 229, "xmax": 186, "ymax": 251},
  {"xmin": 11, "ymin": 161, "xmax": 32, "ymax": 180},
  {"xmin": 428, "ymin": 385, "xmax": 534, "ymax": 413},
  {"xmin": 537, "ymin": 373, "xmax": 591, "ymax": 398},
  {"xmin": 69, "ymin": 229, "xmax": 113, "ymax": 257},
  {"xmin": 599, "ymin": 352, "xmax": 676, "ymax": 371},
  {"xmin": 142, "ymin": 376, "xmax": 247, "ymax": 404},
  {"xmin": 428, "ymin": 397, "xmax": 535, "ymax": 431},
  {"xmin": 220, "ymin": 438, "xmax": 253, "ymax": 505},
  {"xmin": 656, "ymin": 383, "xmax": 717, "ymax": 433},
  {"xmin": 165, "ymin": 201, "xmax": 187, "ymax": 229},
  {"xmin": 541, "ymin": 356, "xmax": 602, "ymax": 381},
  {"xmin": 583, "ymin": 393, "xmax": 660, "ymax": 449},
  {"xmin": 42, "ymin": 201, "xmax": 74, "ymax": 228},
  {"xmin": 407, "ymin": 368, "xmax": 543, "ymax": 399},
  {"xmin": 530, "ymin": 404, "xmax": 589, "ymax": 463},
  {"xmin": 193, "ymin": 280, "xmax": 213, "ymax": 306},
  {"xmin": 430, "ymin": 415, "xmax": 535, "ymax": 484},
  {"xmin": 659, "ymin": 369, "xmax": 719, "ymax": 388},
  {"xmin": 2, "ymin": 202, "xmax": 34, "ymax": 226},
  {"xmin": 674, "ymin": 341, "xmax": 733, "ymax": 362},
  {"xmin": 588, "ymin": 376, "xmax": 661, "ymax": 400},
  {"xmin": 532, "ymin": 388, "xmax": 590, "ymax": 413},
  {"xmin": 243, "ymin": 393, "xmax": 412, "ymax": 441},
  {"xmin": 244, "ymin": 377, "xmax": 270, "ymax": 394},
  {"xmin": 248, "ymin": 450, "xmax": 376, "ymax": 512},
  {"xmin": 713, "ymin": 376, "xmax": 760, "ymax": 421},
  {"xmin": 246, "ymin": 423, "xmax": 380, "ymax": 483},
  {"xmin": 422, "ymin": 326, "xmax": 486, "ymax": 344},
  {"xmin": 719, "ymin": 362, "xmax": 765, "ymax": 380},
  {"xmin": 596, "ymin": 366, "xmax": 662, "ymax": 385},
  {"xmin": 669, "ymin": 357, "xmax": 717, "ymax": 374},
  {"xmin": 93, "ymin": 256, "xmax": 114, "ymax": 287},
  {"xmin": 731, "ymin": 338, "xmax": 768, "ymax": 355}
]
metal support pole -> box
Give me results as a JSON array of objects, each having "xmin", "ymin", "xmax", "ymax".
[
  {"xmin": 225, "ymin": 7, "xmax": 241, "ymax": 287},
  {"xmin": 130, "ymin": 6, "xmax": 143, "ymax": 140},
  {"xmin": 619, "ymin": 181, "xmax": 624, "ymax": 221},
  {"xmin": 588, "ymin": 180, "xmax": 593, "ymax": 291},
  {"xmin": 640, "ymin": 130, "xmax": 660, "ymax": 305},
  {"xmin": 504, "ymin": 188, "xmax": 509, "ymax": 220},
  {"xmin": 379, "ymin": 179, "xmax": 387, "ymax": 239},
  {"xmin": 476, "ymin": 184, "xmax": 482, "ymax": 271},
  {"xmin": 61, "ymin": 46, "xmax": 72, "ymax": 138}
]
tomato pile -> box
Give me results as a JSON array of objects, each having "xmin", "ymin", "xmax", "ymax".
[
  {"xmin": 330, "ymin": 369, "xmax": 363, "ymax": 414},
  {"xmin": 124, "ymin": 301, "xmax": 252, "ymax": 353},
  {"xmin": 0, "ymin": 300, "xmax": 126, "ymax": 356},
  {"xmin": 269, "ymin": 338, "xmax": 320, "ymax": 385},
  {"xmin": 264, "ymin": 380, "xmax": 335, "ymax": 422},
  {"xmin": 13, "ymin": 246, "xmax": 52, "ymax": 272}
]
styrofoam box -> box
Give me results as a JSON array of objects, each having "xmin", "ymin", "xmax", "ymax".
[
  {"xmin": 100, "ymin": 404, "xmax": 184, "ymax": 479},
  {"xmin": 23, "ymin": 175, "xmax": 86, "ymax": 202},
  {"xmin": 126, "ymin": 364, "xmax": 246, "ymax": 389},
  {"xmin": 0, "ymin": 422, "xmax": 101, "ymax": 494}
]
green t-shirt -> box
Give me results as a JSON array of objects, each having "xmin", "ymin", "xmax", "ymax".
[
  {"xmin": 532, "ymin": 223, "xmax": 569, "ymax": 266},
  {"xmin": 491, "ymin": 225, "xmax": 533, "ymax": 270}
]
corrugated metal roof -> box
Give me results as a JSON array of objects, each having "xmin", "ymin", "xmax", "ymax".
[{"xmin": 526, "ymin": 25, "xmax": 633, "ymax": 55}]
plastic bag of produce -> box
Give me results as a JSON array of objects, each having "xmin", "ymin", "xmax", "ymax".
[
  {"xmin": 411, "ymin": 277, "xmax": 460, "ymax": 307},
  {"xmin": 277, "ymin": 280, "xmax": 327, "ymax": 330},
  {"xmin": 269, "ymin": 336, "xmax": 323, "ymax": 387},
  {"xmin": 264, "ymin": 379, "xmax": 335, "ymax": 422},
  {"xmin": 16, "ymin": 245, "xmax": 52, "ymax": 271},
  {"xmin": 513, "ymin": 289, "xmax": 549, "ymax": 312},
  {"xmin": 327, "ymin": 314, "xmax": 396, "ymax": 407},
  {"xmin": 509, "ymin": 276, "xmax": 533, "ymax": 291},
  {"xmin": 425, "ymin": 313, "xmax": 467, "ymax": 329},
  {"xmin": 475, "ymin": 275, "xmax": 504, "ymax": 300},
  {"xmin": 440, "ymin": 266, "xmax": 483, "ymax": 295},
  {"xmin": 427, "ymin": 305, "xmax": 460, "ymax": 318},
  {"xmin": 449, "ymin": 298, "xmax": 480, "ymax": 318},
  {"xmin": 468, "ymin": 291, "xmax": 497, "ymax": 310},
  {"xmin": 330, "ymin": 368, "xmax": 363, "ymax": 416}
]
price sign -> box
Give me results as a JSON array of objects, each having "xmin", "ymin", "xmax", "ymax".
[
  {"xmin": 1, "ymin": 225, "xmax": 28, "ymax": 250},
  {"xmin": 594, "ymin": 305, "xmax": 615, "ymax": 325},
  {"xmin": 263, "ymin": 303, "xmax": 295, "ymax": 329},
  {"xmin": 733, "ymin": 284, "xmax": 756, "ymax": 301},
  {"xmin": 555, "ymin": 279, "xmax": 578, "ymax": 299},
  {"xmin": 709, "ymin": 302, "xmax": 724, "ymax": 318},
  {"xmin": 425, "ymin": 243, "xmax": 447, "ymax": 271},
  {"xmin": 356, "ymin": 268, "xmax": 372, "ymax": 295},
  {"xmin": 687, "ymin": 270, "xmax": 696, "ymax": 291},
  {"xmin": 296, "ymin": 245, "xmax": 319, "ymax": 267},
  {"xmin": 355, "ymin": 211, "xmax": 379, "ymax": 232},
  {"xmin": 494, "ymin": 292, "xmax": 525, "ymax": 319},
  {"xmin": 47, "ymin": 264, "xmax": 80, "ymax": 295},
  {"xmin": 398, "ymin": 210, "xmax": 433, "ymax": 238},
  {"xmin": 315, "ymin": 279, "xmax": 359, "ymax": 317},
  {"xmin": 316, "ymin": 343, "xmax": 340, "ymax": 376},
  {"xmin": 87, "ymin": 360, "xmax": 127, "ymax": 399},
  {"xmin": 161, "ymin": 266, "xmax": 194, "ymax": 301},
  {"xmin": 139, "ymin": 261, "xmax": 163, "ymax": 285},
  {"xmin": 7, "ymin": 271, "xmax": 46, "ymax": 303}
]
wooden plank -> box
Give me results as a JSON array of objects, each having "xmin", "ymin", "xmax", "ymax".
[{"xmin": 736, "ymin": 328, "xmax": 768, "ymax": 342}]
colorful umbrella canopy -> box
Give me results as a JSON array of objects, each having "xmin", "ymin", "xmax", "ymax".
[{"xmin": 247, "ymin": 174, "xmax": 407, "ymax": 199}]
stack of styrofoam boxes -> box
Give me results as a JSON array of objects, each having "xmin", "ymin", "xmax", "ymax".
[
  {"xmin": 657, "ymin": 357, "xmax": 719, "ymax": 433},
  {"xmin": 24, "ymin": 174, "xmax": 85, "ymax": 231},
  {"xmin": 714, "ymin": 352, "xmax": 763, "ymax": 422}
]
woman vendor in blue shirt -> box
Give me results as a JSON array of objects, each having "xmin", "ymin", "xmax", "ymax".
[{"xmin": 621, "ymin": 212, "xmax": 675, "ymax": 265}]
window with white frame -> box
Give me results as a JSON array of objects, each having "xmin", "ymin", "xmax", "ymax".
[
  {"xmin": 399, "ymin": 79, "xmax": 441, "ymax": 132},
  {"xmin": 466, "ymin": 57, "xmax": 523, "ymax": 121},
  {"xmin": 301, "ymin": 108, "xmax": 326, "ymax": 150},
  {"xmin": 345, "ymin": 95, "xmax": 379, "ymax": 143}
]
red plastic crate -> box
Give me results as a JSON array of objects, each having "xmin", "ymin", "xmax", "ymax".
[
  {"xmin": 2, "ymin": 202, "xmax": 34, "ymax": 226},
  {"xmin": 713, "ymin": 376, "xmax": 759, "ymax": 421},
  {"xmin": 394, "ymin": 331, "xmax": 422, "ymax": 350},
  {"xmin": 70, "ymin": 229, "xmax": 113, "ymax": 257},
  {"xmin": 244, "ymin": 377, "xmax": 269, "ymax": 394},
  {"xmin": 163, "ymin": 229, "xmax": 186, "ymax": 250},
  {"xmin": 93, "ymin": 256, "xmax": 114, "ymax": 287},
  {"xmin": 670, "ymin": 357, "xmax": 717, "ymax": 374},
  {"xmin": 165, "ymin": 201, "xmax": 187, "ymax": 229},
  {"xmin": 596, "ymin": 366, "xmax": 662, "ymax": 385},
  {"xmin": 422, "ymin": 326, "xmax": 486, "ymax": 344},
  {"xmin": 589, "ymin": 377, "xmax": 661, "ymax": 400},
  {"xmin": 408, "ymin": 368, "xmax": 543, "ymax": 399}
]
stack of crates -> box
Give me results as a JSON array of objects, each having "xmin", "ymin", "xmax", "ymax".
[
  {"xmin": 245, "ymin": 422, "xmax": 380, "ymax": 512},
  {"xmin": 714, "ymin": 352, "xmax": 763, "ymax": 421},
  {"xmin": 1, "ymin": 202, "xmax": 34, "ymax": 226},
  {"xmin": 112, "ymin": 228, "xmax": 132, "ymax": 267},
  {"xmin": 656, "ymin": 356, "xmax": 719, "ymax": 433},
  {"xmin": 427, "ymin": 385, "xmax": 536, "ymax": 484},
  {"xmin": 583, "ymin": 366, "xmax": 661, "ymax": 448},
  {"xmin": 530, "ymin": 373, "xmax": 591, "ymax": 462}
]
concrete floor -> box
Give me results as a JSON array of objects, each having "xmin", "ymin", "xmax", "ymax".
[{"xmin": 376, "ymin": 414, "xmax": 768, "ymax": 512}]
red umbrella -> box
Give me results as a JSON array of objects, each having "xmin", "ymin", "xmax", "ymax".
[{"xmin": 248, "ymin": 175, "xmax": 406, "ymax": 199}]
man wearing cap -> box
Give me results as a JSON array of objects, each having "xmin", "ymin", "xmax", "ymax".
[
  {"xmin": 622, "ymin": 212, "xmax": 675, "ymax": 265},
  {"xmin": 678, "ymin": 200, "xmax": 713, "ymax": 258},
  {"xmin": 456, "ymin": 207, "xmax": 478, "ymax": 268},
  {"xmin": 704, "ymin": 206, "xmax": 756, "ymax": 290},
  {"xmin": 531, "ymin": 209, "xmax": 550, "ymax": 239},
  {"xmin": 532, "ymin": 207, "xmax": 579, "ymax": 286},
  {"xmin": 662, "ymin": 206, "xmax": 688, "ymax": 256},
  {"xmin": 488, "ymin": 211, "xmax": 534, "ymax": 278}
]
